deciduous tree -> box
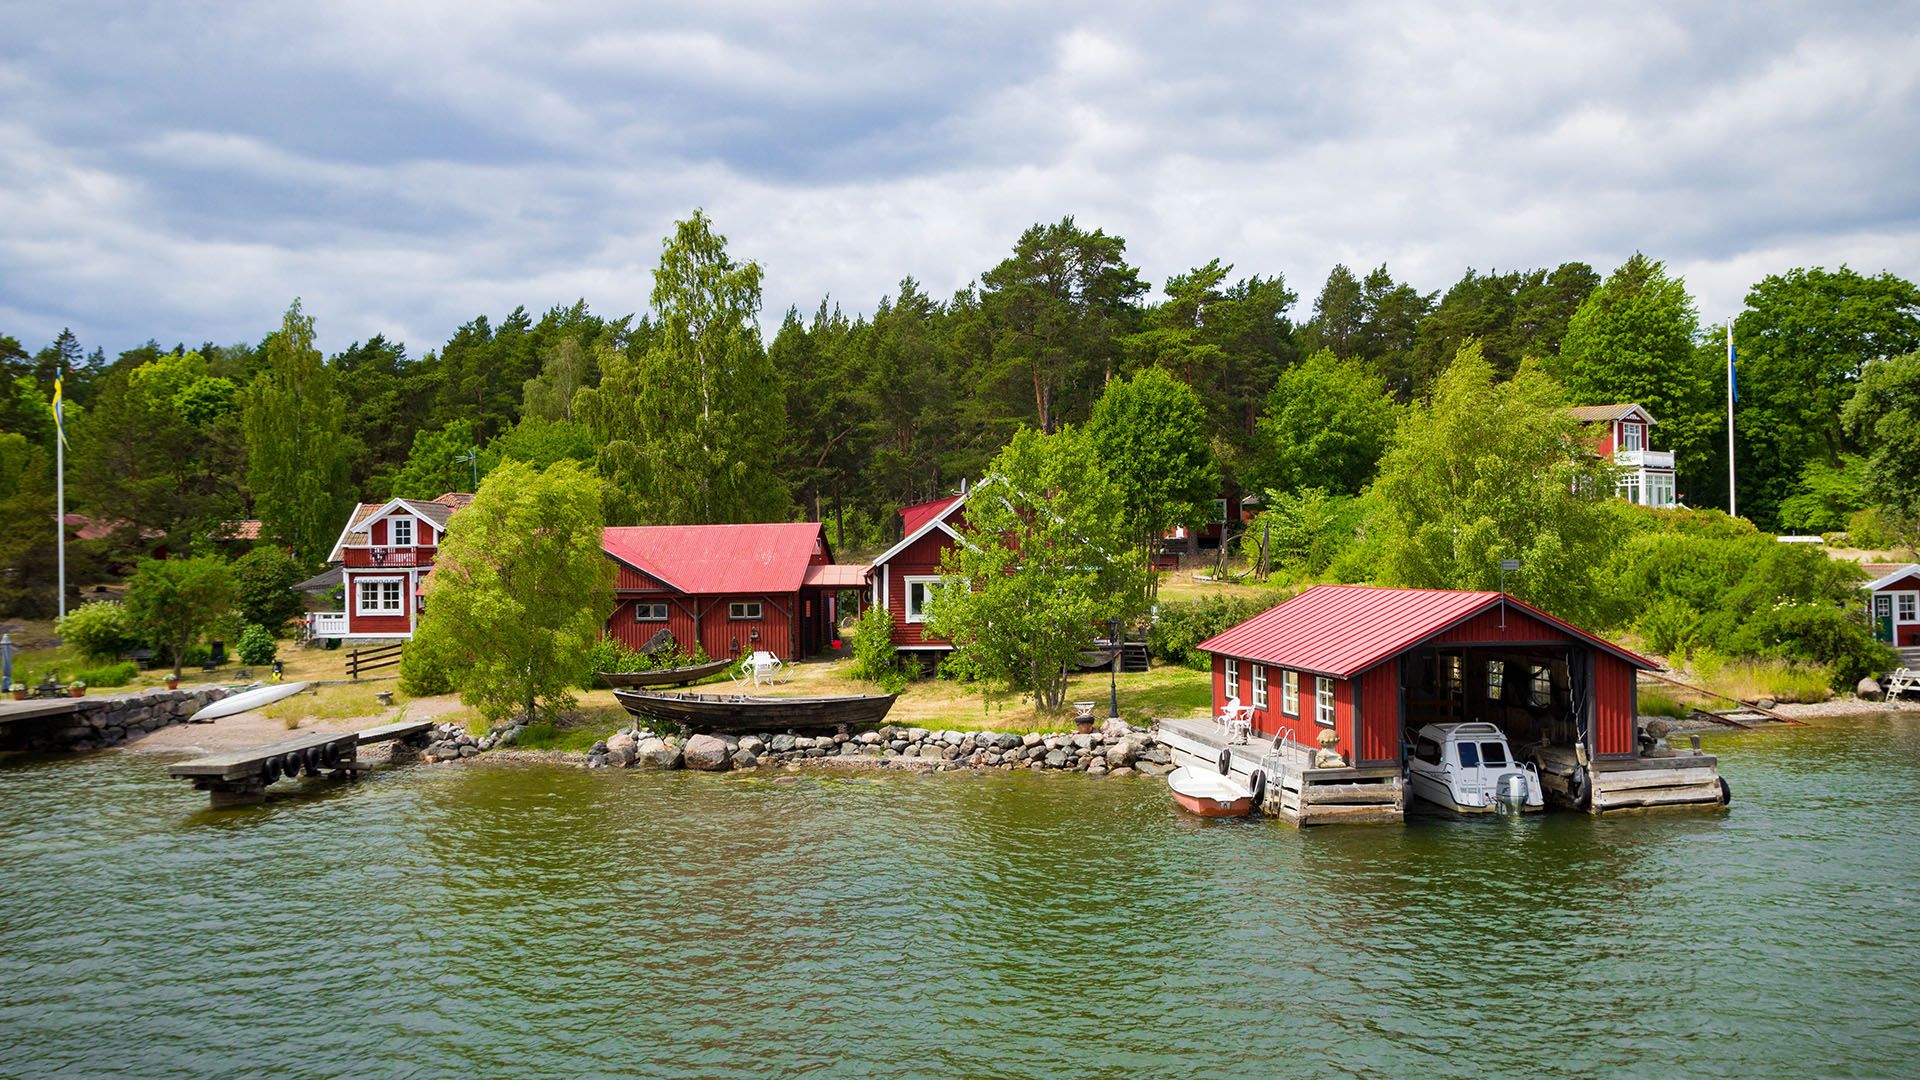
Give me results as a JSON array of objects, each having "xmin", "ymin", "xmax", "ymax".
[
  {"xmin": 1842, "ymin": 350, "xmax": 1920, "ymax": 546},
  {"xmin": 242, "ymin": 301, "xmax": 356, "ymax": 563},
  {"xmin": 1085, "ymin": 367, "xmax": 1218, "ymax": 596},
  {"xmin": 1250, "ymin": 350, "xmax": 1400, "ymax": 497},
  {"xmin": 402, "ymin": 460, "xmax": 613, "ymax": 721},
  {"xmin": 123, "ymin": 556, "xmax": 237, "ymax": 678}
]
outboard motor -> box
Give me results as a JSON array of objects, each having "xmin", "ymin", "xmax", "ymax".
[{"xmin": 1494, "ymin": 772, "xmax": 1530, "ymax": 814}]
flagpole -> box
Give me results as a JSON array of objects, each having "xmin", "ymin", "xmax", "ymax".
[
  {"xmin": 1726, "ymin": 316, "xmax": 1736, "ymax": 519},
  {"xmin": 55, "ymin": 389, "xmax": 66, "ymax": 620}
]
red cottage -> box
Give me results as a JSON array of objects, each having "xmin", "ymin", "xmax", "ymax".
[
  {"xmin": 1864, "ymin": 562, "xmax": 1920, "ymax": 652},
  {"xmin": 312, "ymin": 493, "xmax": 474, "ymax": 640},
  {"xmin": 1198, "ymin": 585, "xmax": 1654, "ymax": 768},
  {"xmin": 1567, "ymin": 403, "xmax": 1677, "ymax": 508},
  {"xmin": 867, "ymin": 492, "xmax": 968, "ymax": 656},
  {"xmin": 601, "ymin": 522, "xmax": 869, "ymax": 662}
]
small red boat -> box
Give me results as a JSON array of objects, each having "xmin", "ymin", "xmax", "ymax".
[{"xmin": 1167, "ymin": 765, "xmax": 1256, "ymax": 817}]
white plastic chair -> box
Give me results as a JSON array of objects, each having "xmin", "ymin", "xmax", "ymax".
[
  {"xmin": 746, "ymin": 650, "xmax": 784, "ymax": 687},
  {"xmin": 1219, "ymin": 695, "xmax": 1253, "ymax": 744}
]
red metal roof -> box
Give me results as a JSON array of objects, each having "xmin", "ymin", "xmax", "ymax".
[
  {"xmin": 1197, "ymin": 584, "xmax": 1654, "ymax": 677},
  {"xmin": 803, "ymin": 563, "xmax": 870, "ymax": 589},
  {"xmin": 900, "ymin": 495, "xmax": 963, "ymax": 539},
  {"xmin": 602, "ymin": 523, "xmax": 832, "ymax": 595}
]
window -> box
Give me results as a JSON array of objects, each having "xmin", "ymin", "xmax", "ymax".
[
  {"xmin": 729, "ymin": 602, "xmax": 762, "ymax": 620},
  {"xmin": 1457, "ymin": 741, "xmax": 1481, "ymax": 768},
  {"xmin": 1480, "ymin": 741, "xmax": 1509, "ymax": 766},
  {"xmin": 1443, "ymin": 655, "xmax": 1462, "ymax": 696},
  {"xmin": 391, "ymin": 516, "xmax": 413, "ymax": 547},
  {"xmin": 1281, "ymin": 670, "xmax": 1299, "ymax": 716},
  {"xmin": 1315, "ymin": 676, "xmax": 1334, "ymax": 728},
  {"xmin": 634, "ymin": 603, "xmax": 669, "ymax": 622},
  {"xmin": 1899, "ymin": 594, "xmax": 1918, "ymax": 622},
  {"xmin": 1487, "ymin": 659, "xmax": 1505, "ymax": 700},
  {"xmin": 1649, "ymin": 473, "xmax": 1675, "ymax": 508},
  {"xmin": 1529, "ymin": 664, "xmax": 1552, "ymax": 708},
  {"xmin": 1617, "ymin": 476, "xmax": 1642, "ymax": 505},
  {"xmin": 1225, "ymin": 658, "xmax": 1240, "ymax": 701},
  {"xmin": 356, "ymin": 578, "xmax": 403, "ymax": 615},
  {"xmin": 1212, "ymin": 498, "xmax": 1228, "ymax": 523},
  {"xmin": 1252, "ymin": 665, "xmax": 1268, "ymax": 710},
  {"xmin": 1620, "ymin": 422, "xmax": 1643, "ymax": 451},
  {"xmin": 1873, "ymin": 595, "xmax": 1893, "ymax": 620},
  {"xmin": 1415, "ymin": 737, "xmax": 1442, "ymax": 765},
  {"xmin": 904, "ymin": 575, "xmax": 940, "ymax": 624}
]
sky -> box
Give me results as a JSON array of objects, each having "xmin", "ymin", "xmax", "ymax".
[{"xmin": 2, "ymin": 1, "xmax": 1917, "ymax": 359}]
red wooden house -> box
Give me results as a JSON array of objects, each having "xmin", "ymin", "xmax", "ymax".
[
  {"xmin": 866, "ymin": 492, "xmax": 968, "ymax": 655},
  {"xmin": 1863, "ymin": 563, "xmax": 1920, "ymax": 651},
  {"xmin": 1568, "ymin": 403, "xmax": 1677, "ymax": 508},
  {"xmin": 601, "ymin": 522, "xmax": 868, "ymax": 662},
  {"xmin": 1198, "ymin": 584, "xmax": 1656, "ymax": 768},
  {"xmin": 312, "ymin": 493, "xmax": 474, "ymax": 639}
]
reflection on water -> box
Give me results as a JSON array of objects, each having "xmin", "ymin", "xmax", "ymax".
[{"xmin": 2, "ymin": 714, "xmax": 1917, "ymax": 1078}]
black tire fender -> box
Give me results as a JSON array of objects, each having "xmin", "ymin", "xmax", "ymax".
[
  {"xmin": 283, "ymin": 752, "xmax": 305, "ymax": 779},
  {"xmin": 1567, "ymin": 765, "xmax": 1591, "ymax": 809},
  {"xmin": 263, "ymin": 757, "xmax": 281, "ymax": 784},
  {"xmin": 1247, "ymin": 768, "xmax": 1267, "ymax": 807},
  {"xmin": 1217, "ymin": 748, "xmax": 1232, "ymax": 776},
  {"xmin": 1718, "ymin": 776, "xmax": 1732, "ymax": 806}
]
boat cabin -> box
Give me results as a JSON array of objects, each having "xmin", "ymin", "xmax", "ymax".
[{"xmin": 1197, "ymin": 584, "xmax": 1656, "ymax": 768}]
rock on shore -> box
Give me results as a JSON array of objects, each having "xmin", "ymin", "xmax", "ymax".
[{"xmin": 579, "ymin": 722, "xmax": 1172, "ymax": 776}]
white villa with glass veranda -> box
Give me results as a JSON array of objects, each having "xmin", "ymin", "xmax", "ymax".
[{"xmin": 1569, "ymin": 403, "xmax": 1678, "ymax": 509}]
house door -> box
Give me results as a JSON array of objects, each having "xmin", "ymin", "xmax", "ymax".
[{"xmin": 1873, "ymin": 594, "xmax": 1895, "ymax": 643}]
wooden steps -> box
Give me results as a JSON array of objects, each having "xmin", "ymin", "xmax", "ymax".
[{"xmin": 1119, "ymin": 642, "xmax": 1150, "ymax": 673}]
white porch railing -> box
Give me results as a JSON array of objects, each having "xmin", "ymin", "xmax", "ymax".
[
  {"xmin": 309, "ymin": 611, "xmax": 350, "ymax": 638},
  {"xmin": 1614, "ymin": 448, "xmax": 1674, "ymax": 469}
]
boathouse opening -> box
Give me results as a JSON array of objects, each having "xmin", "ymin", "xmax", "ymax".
[{"xmin": 1401, "ymin": 645, "xmax": 1590, "ymax": 755}]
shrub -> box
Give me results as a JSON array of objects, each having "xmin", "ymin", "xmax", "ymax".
[
  {"xmin": 850, "ymin": 607, "xmax": 901, "ymax": 683},
  {"xmin": 231, "ymin": 547, "xmax": 307, "ymax": 633},
  {"xmin": 75, "ymin": 661, "xmax": 139, "ymax": 688},
  {"xmin": 236, "ymin": 623, "xmax": 278, "ymax": 666},
  {"xmin": 56, "ymin": 601, "xmax": 141, "ymax": 662},
  {"xmin": 1149, "ymin": 591, "xmax": 1292, "ymax": 669},
  {"xmin": 1638, "ymin": 687, "xmax": 1691, "ymax": 719},
  {"xmin": 399, "ymin": 645, "xmax": 455, "ymax": 697}
]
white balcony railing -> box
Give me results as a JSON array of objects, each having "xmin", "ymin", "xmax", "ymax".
[
  {"xmin": 309, "ymin": 611, "xmax": 350, "ymax": 638},
  {"xmin": 1614, "ymin": 448, "xmax": 1674, "ymax": 469}
]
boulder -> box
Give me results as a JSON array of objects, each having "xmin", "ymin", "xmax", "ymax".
[
  {"xmin": 683, "ymin": 734, "xmax": 733, "ymax": 771},
  {"xmin": 1135, "ymin": 761, "xmax": 1170, "ymax": 777},
  {"xmin": 1105, "ymin": 741, "xmax": 1136, "ymax": 767},
  {"xmin": 992, "ymin": 732, "xmax": 1024, "ymax": 751},
  {"xmin": 738, "ymin": 735, "xmax": 766, "ymax": 755},
  {"xmin": 940, "ymin": 730, "xmax": 965, "ymax": 746},
  {"xmin": 858, "ymin": 731, "xmax": 884, "ymax": 745},
  {"xmin": 636, "ymin": 739, "xmax": 684, "ymax": 769},
  {"xmin": 907, "ymin": 728, "xmax": 932, "ymax": 742},
  {"xmin": 732, "ymin": 749, "xmax": 760, "ymax": 769},
  {"xmin": 1101, "ymin": 718, "xmax": 1133, "ymax": 738},
  {"xmin": 769, "ymin": 734, "xmax": 798, "ymax": 753},
  {"xmin": 1857, "ymin": 677, "xmax": 1883, "ymax": 700},
  {"xmin": 1022, "ymin": 732, "xmax": 1044, "ymax": 748},
  {"xmin": 607, "ymin": 731, "xmax": 637, "ymax": 755},
  {"xmin": 917, "ymin": 743, "xmax": 946, "ymax": 759},
  {"xmin": 1071, "ymin": 733, "xmax": 1096, "ymax": 751},
  {"xmin": 1044, "ymin": 749, "xmax": 1068, "ymax": 768}
]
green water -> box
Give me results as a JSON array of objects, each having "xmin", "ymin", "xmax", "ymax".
[{"xmin": 3, "ymin": 716, "xmax": 1918, "ymax": 1079}]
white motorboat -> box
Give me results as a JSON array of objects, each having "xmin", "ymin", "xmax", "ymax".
[
  {"xmin": 1167, "ymin": 765, "xmax": 1257, "ymax": 817},
  {"xmin": 187, "ymin": 681, "xmax": 310, "ymax": 723},
  {"xmin": 1405, "ymin": 722, "xmax": 1544, "ymax": 813}
]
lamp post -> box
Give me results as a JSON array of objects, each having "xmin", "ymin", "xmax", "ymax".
[{"xmin": 1107, "ymin": 617, "xmax": 1121, "ymax": 721}]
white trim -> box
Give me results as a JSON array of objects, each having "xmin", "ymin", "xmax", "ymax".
[
  {"xmin": 1314, "ymin": 676, "xmax": 1335, "ymax": 728},
  {"xmin": 871, "ymin": 493, "xmax": 970, "ymax": 569},
  {"xmin": 1225, "ymin": 658, "xmax": 1240, "ymax": 701},
  {"xmin": 728, "ymin": 601, "xmax": 763, "ymax": 620},
  {"xmin": 1252, "ymin": 664, "xmax": 1268, "ymax": 710},
  {"xmin": 902, "ymin": 575, "xmax": 941, "ymax": 624},
  {"xmin": 1281, "ymin": 669, "xmax": 1299, "ymax": 716},
  {"xmin": 390, "ymin": 515, "xmax": 414, "ymax": 548},
  {"xmin": 633, "ymin": 602, "xmax": 669, "ymax": 622}
]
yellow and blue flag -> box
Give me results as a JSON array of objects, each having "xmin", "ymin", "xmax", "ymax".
[{"xmin": 50, "ymin": 372, "xmax": 68, "ymax": 449}]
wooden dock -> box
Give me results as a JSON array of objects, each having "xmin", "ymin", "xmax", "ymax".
[
  {"xmin": 169, "ymin": 719, "xmax": 432, "ymax": 807},
  {"xmin": 1533, "ymin": 744, "xmax": 1728, "ymax": 814},
  {"xmin": 1154, "ymin": 716, "xmax": 1404, "ymax": 826}
]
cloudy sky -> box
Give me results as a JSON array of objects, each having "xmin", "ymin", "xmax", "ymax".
[{"xmin": 3, "ymin": 1, "xmax": 1916, "ymax": 358}]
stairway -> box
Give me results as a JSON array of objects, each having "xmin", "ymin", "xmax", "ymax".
[
  {"xmin": 1120, "ymin": 641, "xmax": 1151, "ymax": 673},
  {"xmin": 1896, "ymin": 646, "xmax": 1920, "ymax": 669}
]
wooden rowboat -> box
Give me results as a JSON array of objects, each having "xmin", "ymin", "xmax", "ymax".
[
  {"xmin": 1167, "ymin": 765, "xmax": 1256, "ymax": 817},
  {"xmin": 612, "ymin": 689, "xmax": 898, "ymax": 734},
  {"xmin": 1075, "ymin": 644, "xmax": 1121, "ymax": 671},
  {"xmin": 595, "ymin": 658, "xmax": 735, "ymax": 688}
]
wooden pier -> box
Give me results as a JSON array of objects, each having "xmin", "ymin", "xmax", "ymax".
[
  {"xmin": 1155, "ymin": 716, "xmax": 1404, "ymax": 825},
  {"xmin": 168, "ymin": 719, "xmax": 432, "ymax": 807},
  {"xmin": 1532, "ymin": 744, "xmax": 1727, "ymax": 813}
]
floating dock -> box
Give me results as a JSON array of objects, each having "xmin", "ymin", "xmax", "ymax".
[{"xmin": 168, "ymin": 719, "xmax": 432, "ymax": 806}]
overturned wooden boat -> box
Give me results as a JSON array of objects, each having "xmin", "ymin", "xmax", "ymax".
[
  {"xmin": 612, "ymin": 688, "xmax": 898, "ymax": 734},
  {"xmin": 1074, "ymin": 643, "xmax": 1122, "ymax": 671},
  {"xmin": 596, "ymin": 658, "xmax": 734, "ymax": 689},
  {"xmin": 188, "ymin": 681, "xmax": 310, "ymax": 723}
]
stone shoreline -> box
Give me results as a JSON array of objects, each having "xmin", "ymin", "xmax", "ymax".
[{"xmin": 417, "ymin": 718, "xmax": 1176, "ymax": 776}]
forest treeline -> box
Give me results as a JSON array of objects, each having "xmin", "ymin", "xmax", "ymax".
[{"xmin": 3, "ymin": 209, "xmax": 1919, "ymax": 620}]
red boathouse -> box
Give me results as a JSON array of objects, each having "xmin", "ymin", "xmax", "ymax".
[{"xmin": 1198, "ymin": 584, "xmax": 1658, "ymax": 767}]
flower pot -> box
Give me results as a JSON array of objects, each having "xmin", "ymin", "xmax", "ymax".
[
  {"xmin": 9, "ymin": 689, "xmax": 25, "ymax": 701},
  {"xmin": 165, "ymin": 678, "xmax": 180, "ymax": 690},
  {"xmin": 68, "ymin": 687, "xmax": 85, "ymax": 698},
  {"xmin": 1076, "ymin": 720, "xmax": 1095, "ymax": 734}
]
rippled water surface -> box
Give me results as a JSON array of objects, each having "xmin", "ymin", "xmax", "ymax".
[{"xmin": 4, "ymin": 715, "xmax": 1919, "ymax": 1078}]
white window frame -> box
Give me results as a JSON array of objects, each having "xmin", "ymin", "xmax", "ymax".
[
  {"xmin": 1487, "ymin": 659, "xmax": 1505, "ymax": 700},
  {"xmin": 903, "ymin": 575, "xmax": 940, "ymax": 624},
  {"xmin": 633, "ymin": 602, "xmax": 669, "ymax": 622},
  {"xmin": 1252, "ymin": 664, "xmax": 1268, "ymax": 710},
  {"xmin": 1212, "ymin": 498, "xmax": 1229, "ymax": 523},
  {"xmin": 356, "ymin": 576, "xmax": 404, "ymax": 616},
  {"xmin": 1529, "ymin": 664, "xmax": 1551, "ymax": 708},
  {"xmin": 1225, "ymin": 658, "xmax": 1240, "ymax": 701},
  {"xmin": 1281, "ymin": 670, "xmax": 1299, "ymax": 716},
  {"xmin": 1314, "ymin": 676, "xmax": 1335, "ymax": 728},
  {"xmin": 390, "ymin": 516, "xmax": 413, "ymax": 548},
  {"xmin": 1898, "ymin": 592, "xmax": 1918, "ymax": 623},
  {"xmin": 1618, "ymin": 474, "xmax": 1642, "ymax": 505},
  {"xmin": 1648, "ymin": 472, "xmax": 1675, "ymax": 508},
  {"xmin": 1619, "ymin": 422, "xmax": 1644, "ymax": 451},
  {"xmin": 728, "ymin": 601, "xmax": 763, "ymax": 620}
]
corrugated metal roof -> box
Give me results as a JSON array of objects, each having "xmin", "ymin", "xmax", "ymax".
[
  {"xmin": 602, "ymin": 523, "xmax": 828, "ymax": 595},
  {"xmin": 803, "ymin": 563, "xmax": 871, "ymax": 588},
  {"xmin": 1197, "ymin": 584, "xmax": 1654, "ymax": 677}
]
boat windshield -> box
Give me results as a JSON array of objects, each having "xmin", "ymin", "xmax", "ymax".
[
  {"xmin": 1456, "ymin": 742, "xmax": 1480, "ymax": 767},
  {"xmin": 1480, "ymin": 741, "xmax": 1509, "ymax": 766}
]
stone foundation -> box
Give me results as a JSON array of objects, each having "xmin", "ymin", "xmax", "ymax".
[{"xmin": 1, "ymin": 687, "xmax": 234, "ymax": 752}]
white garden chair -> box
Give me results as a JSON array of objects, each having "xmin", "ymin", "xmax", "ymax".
[
  {"xmin": 745, "ymin": 650, "xmax": 784, "ymax": 687},
  {"xmin": 1219, "ymin": 695, "xmax": 1254, "ymax": 745}
]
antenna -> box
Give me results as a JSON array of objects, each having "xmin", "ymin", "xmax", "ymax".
[{"xmin": 1498, "ymin": 559, "xmax": 1520, "ymax": 629}]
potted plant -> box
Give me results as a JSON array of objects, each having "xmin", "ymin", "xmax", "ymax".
[
  {"xmin": 67, "ymin": 679, "xmax": 87, "ymax": 698},
  {"xmin": 8, "ymin": 674, "xmax": 26, "ymax": 701},
  {"xmin": 164, "ymin": 673, "xmax": 180, "ymax": 690}
]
